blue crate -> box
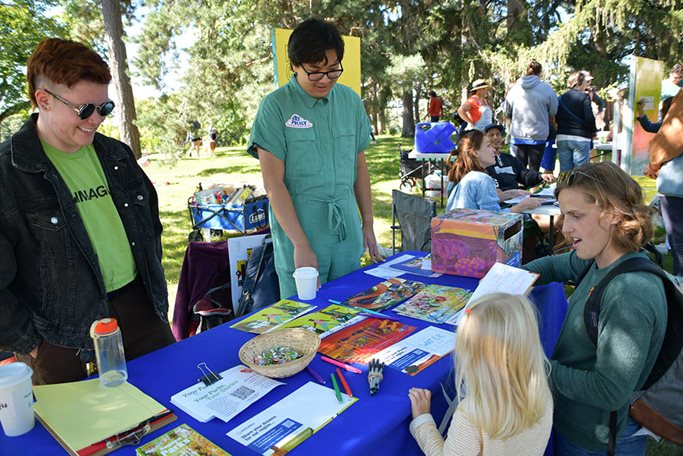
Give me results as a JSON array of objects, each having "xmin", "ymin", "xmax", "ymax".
[
  {"xmin": 414, "ymin": 122, "xmax": 457, "ymax": 153},
  {"xmin": 190, "ymin": 197, "xmax": 269, "ymax": 233}
]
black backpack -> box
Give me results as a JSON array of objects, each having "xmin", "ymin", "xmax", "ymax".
[{"xmin": 576, "ymin": 256, "xmax": 683, "ymax": 452}]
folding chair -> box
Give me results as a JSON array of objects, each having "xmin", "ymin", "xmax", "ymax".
[{"xmin": 391, "ymin": 190, "xmax": 437, "ymax": 254}]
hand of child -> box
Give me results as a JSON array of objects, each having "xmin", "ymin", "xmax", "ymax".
[
  {"xmin": 408, "ymin": 387, "xmax": 432, "ymax": 419},
  {"xmin": 541, "ymin": 173, "xmax": 555, "ymax": 184}
]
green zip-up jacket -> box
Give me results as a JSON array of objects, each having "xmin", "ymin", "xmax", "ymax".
[{"xmin": 524, "ymin": 251, "xmax": 667, "ymax": 451}]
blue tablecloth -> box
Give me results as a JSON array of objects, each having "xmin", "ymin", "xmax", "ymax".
[{"xmin": 2, "ymin": 252, "xmax": 567, "ymax": 455}]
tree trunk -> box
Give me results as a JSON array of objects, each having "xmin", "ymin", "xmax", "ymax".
[
  {"xmin": 413, "ymin": 83, "xmax": 422, "ymax": 125},
  {"xmin": 401, "ymin": 89, "xmax": 415, "ymax": 137},
  {"xmin": 101, "ymin": 0, "xmax": 141, "ymax": 158}
]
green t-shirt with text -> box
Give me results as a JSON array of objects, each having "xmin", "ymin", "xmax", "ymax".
[{"xmin": 42, "ymin": 141, "xmax": 137, "ymax": 292}]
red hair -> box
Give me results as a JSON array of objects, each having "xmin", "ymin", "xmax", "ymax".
[{"xmin": 26, "ymin": 38, "xmax": 111, "ymax": 107}]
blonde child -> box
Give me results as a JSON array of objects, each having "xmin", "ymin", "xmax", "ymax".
[{"xmin": 408, "ymin": 293, "xmax": 553, "ymax": 455}]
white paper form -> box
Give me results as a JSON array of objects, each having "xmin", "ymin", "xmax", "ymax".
[
  {"xmin": 363, "ymin": 254, "xmax": 414, "ymax": 278},
  {"xmin": 454, "ymin": 262, "xmax": 539, "ymax": 325},
  {"xmin": 171, "ymin": 365, "xmax": 283, "ymax": 422},
  {"xmin": 372, "ymin": 326, "xmax": 454, "ymax": 375},
  {"xmin": 227, "ymin": 382, "xmax": 356, "ymax": 455}
]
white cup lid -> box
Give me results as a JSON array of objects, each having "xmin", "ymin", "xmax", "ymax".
[
  {"xmin": 0, "ymin": 362, "xmax": 33, "ymax": 388},
  {"xmin": 293, "ymin": 267, "xmax": 319, "ymax": 279}
]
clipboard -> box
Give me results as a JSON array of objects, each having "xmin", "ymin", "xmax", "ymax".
[{"xmin": 33, "ymin": 379, "xmax": 176, "ymax": 456}]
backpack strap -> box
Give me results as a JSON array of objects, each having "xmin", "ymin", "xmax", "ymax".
[{"xmin": 583, "ymin": 257, "xmax": 664, "ymax": 347}]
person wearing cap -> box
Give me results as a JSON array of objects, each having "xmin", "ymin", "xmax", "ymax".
[
  {"xmin": 0, "ymin": 39, "xmax": 175, "ymax": 385},
  {"xmin": 484, "ymin": 124, "xmax": 553, "ymax": 193},
  {"xmin": 556, "ymin": 70, "xmax": 598, "ymax": 173},
  {"xmin": 457, "ymin": 79, "xmax": 494, "ymax": 132},
  {"xmin": 504, "ymin": 60, "xmax": 559, "ymax": 172},
  {"xmin": 248, "ymin": 18, "xmax": 382, "ymax": 300},
  {"xmin": 426, "ymin": 90, "xmax": 443, "ymax": 122}
]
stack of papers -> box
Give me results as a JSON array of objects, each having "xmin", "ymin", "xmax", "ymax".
[
  {"xmin": 33, "ymin": 379, "xmax": 176, "ymax": 456},
  {"xmin": 170, "ymin": 365, "xmax": 283, "ymax": 422}
]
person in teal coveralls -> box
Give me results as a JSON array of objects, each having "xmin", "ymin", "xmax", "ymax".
[{"xmin": 248, "ymin": 18, "xmax": 383, "ymax": 298}]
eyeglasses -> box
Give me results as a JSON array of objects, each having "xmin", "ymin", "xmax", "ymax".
[
  {"xmin": 42, "ymin": 88, "xmax": 115, "ymax": 119},
  {"xmin": 300, "ymin": 63, "xmax": 344, "ymax": 81}
]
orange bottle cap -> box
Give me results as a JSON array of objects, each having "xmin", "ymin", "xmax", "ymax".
[{"xmin": 93, "ymin": 318, "xmax": 119, "ymax": 335}]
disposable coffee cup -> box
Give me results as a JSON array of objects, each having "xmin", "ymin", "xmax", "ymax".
[
  {"xmin": 0, "ymin": 362, "xmax": 35, "ymax": 437},
  {"xmin": 293, "ymin": 267, "xmax": 319, "ymax": 300}
]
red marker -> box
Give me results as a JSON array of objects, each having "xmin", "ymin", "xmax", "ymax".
[{"xmin": 336, "ymin": 368, "xmax": 353, "ymax": 398}]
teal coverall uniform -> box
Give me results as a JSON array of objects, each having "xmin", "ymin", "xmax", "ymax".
[{"xmin": 248, "ymin": 75, "xmax": 372, "ymax": 298}]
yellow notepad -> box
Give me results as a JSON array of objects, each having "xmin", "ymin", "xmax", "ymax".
[{"xmin": 33, "ymin": 379, "xmax": 175, "ymax": 456}]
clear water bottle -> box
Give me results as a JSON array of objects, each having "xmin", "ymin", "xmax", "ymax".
[{"xmin": 89, "ymin": 318, "xmax": 127, "ymax": 387}]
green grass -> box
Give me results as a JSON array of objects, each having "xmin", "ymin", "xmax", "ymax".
[{"xmin": 145, "ymin": 135, "xmax": 415, "ymax": 287}]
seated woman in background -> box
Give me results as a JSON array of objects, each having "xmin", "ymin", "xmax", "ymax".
[
  {"xmin": 445, "ymin": 130, "xmax": 541, "ymax": 214},
  {"xmin": 523, "ymin": 161, "xmax": 667, "ymax": 455}
]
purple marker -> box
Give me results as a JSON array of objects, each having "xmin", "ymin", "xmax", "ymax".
[{"xmin": 306, "ymin": 366, "xmax": 326, "ymax": 384}]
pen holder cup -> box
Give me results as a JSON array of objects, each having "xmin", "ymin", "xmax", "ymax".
[{"xmin": 239, "ymin": 328, "xmax": 321, "ymax": 378}]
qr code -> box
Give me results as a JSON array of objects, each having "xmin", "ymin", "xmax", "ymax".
[{"xmin": 231, "ymin": 386, "xmax": 255, "ymax": 399}]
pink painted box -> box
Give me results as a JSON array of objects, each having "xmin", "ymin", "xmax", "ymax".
[{"xmin": 431, "ymin": 209, "xmax": 523, "ymax": 278}]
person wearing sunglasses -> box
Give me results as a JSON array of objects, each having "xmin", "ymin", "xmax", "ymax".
[
  {"xmin": 248, "ymin": 18, "xmax": 382, "ymax": 299},
  {"xmin": 523, "ymin": 162, "xmax": 666, "ymax": 455},
  {"xmin": 0, "ymin": 38, "xmax": 175, "ymax": 385}
]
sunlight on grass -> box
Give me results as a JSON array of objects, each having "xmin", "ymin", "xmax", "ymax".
[{"xmin": 146, "ymin": 135, "xmax": 420, "ymax": 286}]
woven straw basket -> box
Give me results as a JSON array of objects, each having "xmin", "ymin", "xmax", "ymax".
[{"xmin": 239, "ymin": 328, "xmax": 321, "ymax": 378}]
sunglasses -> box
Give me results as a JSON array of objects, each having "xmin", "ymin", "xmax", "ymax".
[
  {"xmin": 300, "ymin": 62, "xmax": 344, "ymax": 82},
  {"xmin": 43, "ymin": 88, "xmax": 115, "ymax": 119},
  {"xmin": 559, "ymin": 169, "xmax": 603, "ymax": 186}
]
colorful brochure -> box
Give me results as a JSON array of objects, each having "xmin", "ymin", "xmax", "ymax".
[
  {"xmin": 170, "ymin": 365, "xmax": 284, "ymax": 423},
  {"xmin": 388, "ymin": 255, "xmax": 442, "ymax": 278},
  {"xmin": 230, "ymin": 300, "xmax": 315, "ymax": 334},
  {"xmin": 392, "ymin": 284, "xmax": 472, "ymax": 325},
  {"xmin": 343, "ymin": 277, "xmax": 425, "ymax": 311},
  {"xmin": 227, "ymin": 382, "xmax": 356, "ymax": 455},
  {"xmin": 278, "ymin": 304, "xmax": 366, "ymax": 338},
  {"xmin": 136, "ymin": 424, "xmax": 229, "ymax": 455},
  {"xmin": 318, "ymin": 317, "xmax": 416, "ymax": 364},
  {"xmin": 373, "ymin": 326, "xmax": 454, "ymax": 376}
]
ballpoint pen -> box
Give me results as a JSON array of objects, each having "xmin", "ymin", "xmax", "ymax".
[
  {"xmin": 330, "ymin": 372, "xmax": 343, "ymax": 404},
  {"xmin": 328, "ymin": 299, "xmax": 400, "ymax": 321},
  {"xmin": 358, "ymin": 311, "xmax": 399, "ymax": 321},
  {"xmin": 320, "ymin": 355, "xmax": 362, "ymax": 374}
]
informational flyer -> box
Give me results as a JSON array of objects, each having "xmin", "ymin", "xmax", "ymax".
[
  {"xmin": 318, "ymin": 318, "xmax": 416, "ymax": 364},
  {"xmin": 136, "ymin": 424, "xmax": 230, "ymax": 455},
  {"xmin": 278, "ymin": 304, "xmax": 365, "ymax": 338},
  {"xmin": 230, "ymin": 300, "xmax": 315, "ymax": 334},
  {"xmin": 170, "ymin": 365, "xmax": 284, "ymax": 422},
  {"xmin": 227, "ymin": 234, "xmax": 268, "ymax": 313},
  {"xmin": 344, "ymin": 277, "xmax": 425, "ymax": 311},
  {"xmin": 227, "ymin": 382, "xmax": 356, "ymax": 455},
  {"xmin": 393, "ymin": 284, "xmax": 472, "ymax": 325},
  {"xmin": 373, "ymin": 326, "xmax": 454, "ymax": 376}
]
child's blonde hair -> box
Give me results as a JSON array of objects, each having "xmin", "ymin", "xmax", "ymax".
[{"xmin": 455, "ymin": 293, "xmax": 552, "ymax": 440}]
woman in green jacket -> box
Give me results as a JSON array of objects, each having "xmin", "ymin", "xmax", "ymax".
[{"xmin": 524, "ymin": 162, "xmax": 667, "ymax": 455}]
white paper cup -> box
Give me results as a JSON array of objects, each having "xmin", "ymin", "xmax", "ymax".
[
  {"xmin": 293, "ymin": 267, "xmax": 319, "ymax": 300},
  {"xmin": 0, "ymin": 362, "xmax": 35, "ymax": 437}
]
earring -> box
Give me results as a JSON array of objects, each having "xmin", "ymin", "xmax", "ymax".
[{"xmin": 41, "ymin": 104, "xmax": 48, "ymax": 110}]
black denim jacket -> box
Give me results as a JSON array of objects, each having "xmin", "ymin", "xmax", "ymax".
[{"xmin": 0, "ymin": 115, "xmax": 168, "ymax": 353}]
